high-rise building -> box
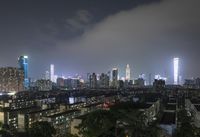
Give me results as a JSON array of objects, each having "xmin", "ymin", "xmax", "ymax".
[
  {"xmin": 89, "ymin": 73, "xmax": 97, "ymax": 89},
  {"xmin": 57, "ymin": 77, "xmax": 64, "ymax": 87},
  {"xmin": 112, "ymin": 68, "xmax": 118, "ymax": 88},
  {"xmin": 125, "ymin": 64, "xmax": 131, "ymax": 81},
  {"xmin": 174, "ymin": 58, "xmax": 179, "ymax": 85},
  {"xmin": 71, "ymin": 78, "xmax": 80, "ymax": 89},
  {"xmin": 18, "ymin": 55, "xmax": 29, "ymax": 89},
  {"xmin": 134, "ymin": 78, "xmax": 145, "ymax": 87},
  {"xmin": 50, "ymin": 64, "xmax": 55, "ymax": 82},
  {"xmin": 35, "ymin": 79, "xmax": 52, "ymax": 91},
  {"xmin": 45, "ymin": 70, "xmax": 50, "ymax": 80},
  {"xmin": 99, "ymin": 73, "xmax": 109, "ymax": 88},
  {"xmin": 0, "ymin": 67, "xmax": 24, "ymax": 92},
  {"xmin": 64, "ymin": 78, "xmax": 73, "ymax": 89}
]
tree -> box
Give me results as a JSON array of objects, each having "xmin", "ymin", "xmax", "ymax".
[
  {"xmin": 77, "ymin": 110, "xmax": 116, "ymax": 137},
  {"xmin": 111, "ymin": 102, "xmax": 161, "ymax": 137},
  {"xmin": 175, "ymin": 109, "xmax": 196, "ymax": 137},
  {"xmin": 28, "ymin": 121, "xmax": 56, "ymax": 137},
  {"xmin": 77, "ymin": 102, "xmax": 162, "ymax": 137}
]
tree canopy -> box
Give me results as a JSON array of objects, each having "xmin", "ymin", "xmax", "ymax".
[{"xmin": 28, "ymin": 121, "xmax": 56, "ymax": 137}]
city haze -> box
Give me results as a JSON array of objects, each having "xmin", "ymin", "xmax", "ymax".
[{"xmin": 0, "ymin": 0, "xmax": 200, "ymax": 81}]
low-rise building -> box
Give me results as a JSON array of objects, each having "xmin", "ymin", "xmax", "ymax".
[{"xmin": 44, "ymin": 109, "xmax": 81, "ymax": 135}]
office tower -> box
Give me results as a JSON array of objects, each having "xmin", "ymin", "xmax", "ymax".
[
  {"xmin": 107, "ymin": 71, "xmax": 111, "ymax": 81},
  {"xmin": 153, "ymin": 79, "xmax": 165, "ymax": 91},
  {"xmin": 57, "ymin": 77, "xmax": 64, "ymax": 87},
  {"xmin": 64, "ymin": 78, "xmax": 73, "ymax": 89},
  {"xmin": 45, "ymin": 70, "xmax": 50, "ymax": 80},
  {"xmin": 35, "ymin": 79, "xmax": 52, "ymax": 91},
  {"xmin": 112, "ymin": 68, "xmax": 118, "ymax": 88},
  {"xmin": 54, "ymin": 75, "xmax": 58, "ymax": 83},
  {"xmin": 0, "ymin": 67, "xmax": 24, "ymax": 92},
  {"xmin": 125, "ymin": 64, "xmax": 131, "ymax": 81},
  {"xmin": 134, "ymin": 78, "xmax": 145, "ymax": 87},
  {"xmin": 64, "ymin": 78, "xmax": 81, "ymax": 90},
  {"xmin": 174, "ymin": 58, "xmax": 179, "ymax": 85},
  {"xmin": 87, "ymin": 73, "xmax": 90, "ymax": 82},
  {"xmin": 71, "ymin": 78, "xmax": 81, "ymax": 89},
  {"xmin": 50, "ymin": 64, "xmax": 55, "ymax": 82},
  {"xmin": 118, "ymin": 80, "xmax": 125, "ymax": 89},
  {"xmin": 18, "ymin": 55, "xmax": 29, "ymax": 89},
  {"xmin": 99, "ymin": 73, "xmax": 109, "ymax": 88},
  {"xmin": 179, "ymin": 76, "xmax": 182, "ymax": 85},
  {"xmin": 89, "ymin": 73, "xmax": 97, "ymax": 89}
]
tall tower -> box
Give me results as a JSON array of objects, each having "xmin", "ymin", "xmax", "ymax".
[
  {"xmin": 18, "ymin": 55, "xmax": 29, "ymax": 89},
  {"xmin": 125, "ymin": 64, "xmax": 131, "ymax": 81},
  {"xmin": 174, "ymin": 57, "xmax": 179, "ymax": 85},
  {"xmin": 89, "ymin": 73, "xmax": 97, "ymax": 89},
  {"xmin": 45, "ymin": 70, "xmax": 50, "ymax": 80},
  {"xmin": 50, "ymin": 64, "xmax": 55, "ymax": 82},
  {"xmin": 112, "ymin": 68, "xmax": 118, "ymax": 88}
]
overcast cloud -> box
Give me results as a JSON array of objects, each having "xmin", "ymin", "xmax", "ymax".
[
  {"xmin": 54, "ymin": 0, "xmax": 200, "ymax": 82},
  {"xmin": 0, "ymin": 0, "xmax": 199, "ymax": 83}
]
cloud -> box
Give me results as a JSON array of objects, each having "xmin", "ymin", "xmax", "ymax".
[
  {"xmin": 65, "ymin": 10, "xmax": 93, "ymax": 33},
  {"xmin": 57, "ymin": 0, "xmax": 200, "ymax": 80}
]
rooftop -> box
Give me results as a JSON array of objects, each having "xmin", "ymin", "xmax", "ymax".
[{"xmin": 46, "ymin": 109, "xmax": 80, "ymax": 118}]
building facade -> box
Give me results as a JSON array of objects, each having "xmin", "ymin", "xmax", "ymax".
[
  {"xmin": 112, "ymin": 68, "xmax": 118, "ymax": 88},
  {"xmin": 99, "ymin": 73, "xmax": 109, "ymax": 88},
  {"xmin": 89, "ymin": 73, "xmax": 97, "ymax": 89},
  {"xmin": 18, "ymin": 55, "xmax": 29, "ymax": 89},
  {"xmin": 125, "ymin": 64, "xmax": 131, "ymax": 81},
  {"xmin": 0, "ymin": 67, "xmax": 24, "ymax": 92}
]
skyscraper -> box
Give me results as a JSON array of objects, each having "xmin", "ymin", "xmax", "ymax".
[
  {"xmin": 50, "ymin": 64, "xmax": 55, "ymax": 82},
  {"xmin": 45, "ymin": 70, "xmax": 50, "ymax": 80},
  {"xmin": 0, "ymin": 67, "xmax": 24, "ymax": 92},
  {"xmin": 89, "ymin": 73, "xmax": 97, "ymax": 89},
  {"xmin": 112, "ymin": 68, "xmax": 118, "ymax": 88},
  {"xmin": 99, "ymin": 73, "xmax": 109, "ymax": 88},
  {"xmin": 174, "ymin": 57, "xmax": 179, "ymax": 85},
  {"xmin": 125, "ymin": 64, "xmax": 131, "ymax": 81},
  {"xmin": 18, "ymin": 55, "xmax": 29, "ymax": 89}
]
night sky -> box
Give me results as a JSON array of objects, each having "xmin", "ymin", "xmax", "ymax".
[{"xmin": 0, "ymin": 0, "xmax": 200, "ymax": 82}]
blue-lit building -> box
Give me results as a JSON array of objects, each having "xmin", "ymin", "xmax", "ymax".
[{"xmin": 18, "ymin": 55, "xmax": 29, "ymax": 89}]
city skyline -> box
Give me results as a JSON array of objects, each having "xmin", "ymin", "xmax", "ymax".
[
  {"xmin": 0, "ymin": 0, "xmax": 200, "ymax": 80},
  {"xmin": 0, "ymin": 55, "xmax": 188, "ymax": 84},
  {"xmin": 1, "ymin": 1, "xmax": 200, "ymax": 136}
]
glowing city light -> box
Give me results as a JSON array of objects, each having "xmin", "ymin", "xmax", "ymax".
[
  {"xmin": 50, "ymin": 64, "xmax": 55, "ymax": 82},
  {"xmin": 23, "ymin": 55, "xmax": 28, "ymax": 59},
  {"xmin": 174, "ymin": 57, "xmax": 179, "ymax": 85},
  {"xmin": 126, "ymin": 64, "xmax": 131, "ymax": 81}
]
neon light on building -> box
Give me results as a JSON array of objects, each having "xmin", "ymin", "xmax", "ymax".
[
  {"xmin": 18, "ymin": 55, "xmax": 29, "ymax": 89},
  {"xmin": 174, "ymin": 58, "xmax": 179, "ymax": 85},
  {"xmin": 50, "ymin": 64, "xmax": 55, "ymax": 82},
  {"xmin": 126, "ymin": 64, "xmax": 131, "ymax": 81}
]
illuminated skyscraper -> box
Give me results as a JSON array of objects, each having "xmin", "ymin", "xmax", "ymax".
[
  {"xmin": 174, "ymin": 57, "xmax": 179, "ymax": 85},
  {"xmin": 50, "ymin": 64, "xmax": 55, "ymax": 82},
  {"xmin": 125, "ymin": 64, "xmax": 131, "ymax": 81},
  {"xmin": 18, "ymin": 55, "xmax": 29, "ymax": 89}
]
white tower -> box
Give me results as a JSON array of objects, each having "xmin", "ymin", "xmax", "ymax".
[
  {"xmin": 50, "ymin": 64, "xmax": 55, "ymax": 82},
  {"xmin": 174, "ymin": 58, "xmax": 179, "ymax": 85},
  {"xmin": 126, "ymin": 64, "xmax": 131, "ymax": 81}
]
